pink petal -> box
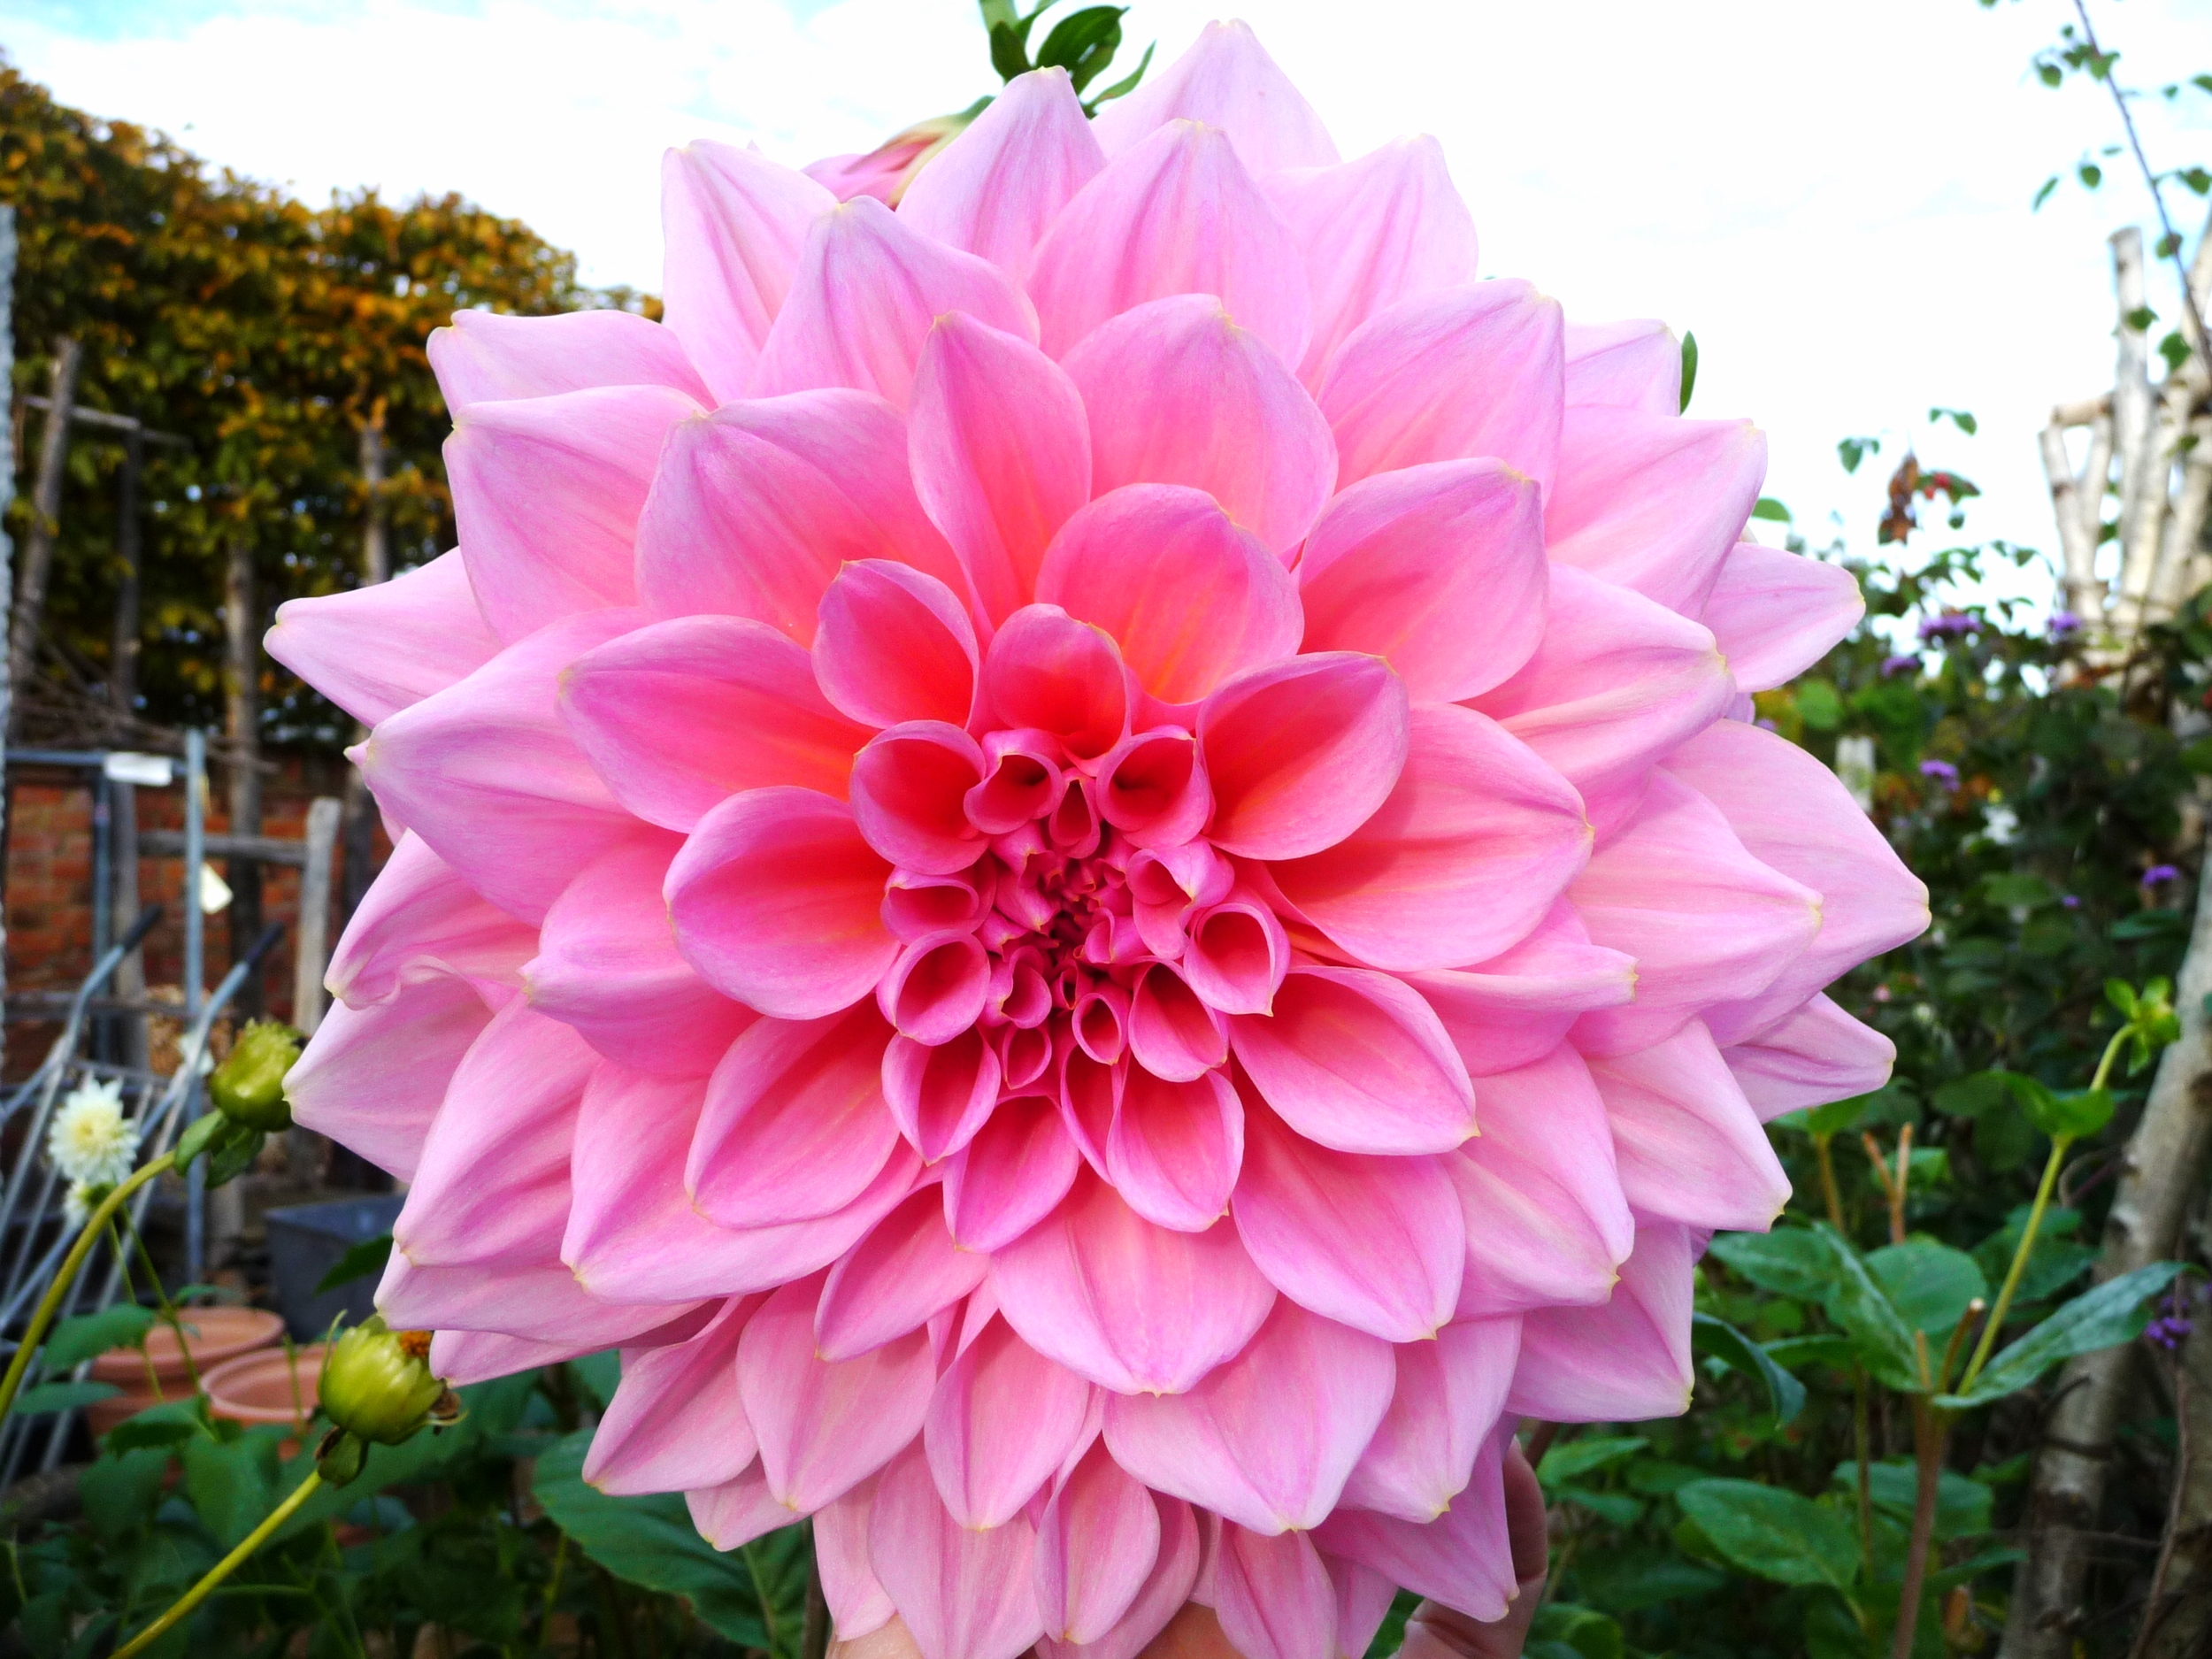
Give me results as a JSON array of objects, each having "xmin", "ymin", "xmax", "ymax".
[
  {"xmin": 1311, "ymin": 1431, "xmax": 1516, "ymax": 1621},
  {"xmin": 1027, "ymin": 119, "xmax": 1310, "ymax": 364},
  {"xmin": 1297, "ymin": 461, "xmax": 1546, "ymax": 703},
  {"xmin": 1566, "ymin": 772, "xmax": 1823, "ymax": 1057},
  {"xmin": 287, "ymin": 972, "xmax": 494, "ymax": 1182},
  {"xmin": 1468, "ymin": 564, "xmax": 1733, "ymax": 808},
  {"xmin": 900, "ymin": 69, "xmax": 1105, "ymax": 283},
  {"xmin": 1089, "ymin": 19, "xmax": 1339, "ymax": 175},
  {"xmin": 818, "ymin": 1184, "xmax": 989, "ymax": 1361},
  {"xmin": 1126, "ymin": 964, "xmax": 1230, "ymax": 1085},
  {"xmin": 1199, "ymin": 654, "xmax": 1409, "ymax": 860},
  {"xmin": 527, "ymin": 832, "xmax": 757, "ymax": 1075},
  {"xmin": 814, "ymin": 561, "xmax": 979, "ymax": 733},
  {"xmin": 1447, "ymin": 1045, "xmax": 1634, "ymax": 1317},
  {"xmin": 1340, "ymin": 1317, "xmax": 1518, "ymax": 1521},
  {"xmin": 1700, "ymin": 542, "xmax": 1864, "ymax": 693},
  {"xmin": 689, "ymin": 1003, "xmax": 901, "ymax": 1227},
  {"xmin": 739, "ymin": 1273, "xmax": 938, "ymax": 1509},
  {"xmin": 562, "ymin": 614, "xmax": 870, "ymax": 830},
  {"xmin": 687, "ymin": 1462, "xmax": 795, "ymax": 1550},
  {"xmin": 1060, "ymin": 299, "xmax": 1337, "ymax": 557},
  {"xmin": 1270, "ymin": 704, "xmax": 1589, "ymax": 972},
  {"xmin": 565, "ymin": 1063, "xmax": 921, "ymax": 1302},
  {"xmin": 395, "ymin": 1001, "xmax": 594, "ymax": 1270},
  {"xmin": 666, "ymin": 787, "xmax": 898, "ymax": 1019},
  {"xmin": 1405, "ymin": 902, "xmax": 1635, "ymax": 1078},
  {"xmin": 1318, "ymin": 281, "xmax": 1563, "ymax": 492},
  {"xmin": 1509, "ymin": 1222, "xmax": 1699, "ymax": 1422},
  {"xmin": 1103, "ymin": 1298, "xmax": 1394, "ymax": 1533},
  {"xmin": 1563, "ymin": 319, "xmax": 1681, "ymax": 416},
  {"xmin": 944, "ymin": 1096, "xmax": 1083, "ymax": 1252},
  {"xmin": 1660, "ymin": 720, "xmax": 1929, "ymax": 1042},
  {"xmin": 1209, "ymin": 1525, "xmax": 1339, "ymax": 1659},
  {"xmin": 1723, "ymin": 994, "xmax": 1896, "ymax": 1121},
  {"xmin": 981, "ymin": 605, "xmax": 1133, "ymax": 763},
  {"xmin": 448, "ymin": 385, "xmax": 700, "ymax": 642},
  {"xmin": 879, "ymin": 933, "xmax": 992, "ymax": 1045},
  {"xmin": 1037, "ymin": 1497, "xmax": 1201, "ymax": 1659},
  {"xmin": 266, "ymin": 549, "xmax": 501, "ymax": 727},
  {"xmin": 851, "ymin": 723, "xmax": 989, "ymax": 876},
  {"xmin": 1231, "ymin": 967, "xmax": 1475, "ymax": 1155},
  {"xmin": 377, "ymin": 1248, "xmax": 701, "ymax": 1348},
  {"xmin": 1182, "ymin": 889, "xmax": 1289, "ymax": 1016},
  {"xmin": 1037, "ymin": 484, "xmax": 1305, "ymax": 703},
  {"xmin": 1322, "ymin": 1557, "xmax": 1399, "ymax": 1659},
  {"xmin": 926, "ymin": 1317, "xmax": 1094, "ymax": 1527},
  {"xmin": 909, "ymin": 312, "xmax": 1092, "ymax": 628},
  {"xmin": 325, "ymin": 831, "xmax": 534, "ymax": 1010},
  {"xmin": 967, "ymin": 733, "xmax": 1070, "ymax": 839},
  {"xmin": 1094, "ymin": 730, "xmax": 1213, "ymax": 851},
  {"xmin": 1586, "ymin": 1021, "xmax": 1792, "ymax": 1232},
  {"xmin": 1230, "ymin": 1096, "xmax": 1463, "ymax": 1341},
  {"xmin": 992, "ymin": 1170, "xmax": 1278, "ymax": 1394},
  {"xmin": 753, "ymin": 196, "xmax": 1038, "ymax": 409},
  {"xmin": 818, "ymin": 1479, "xmax": 899, "ymax": 1640},
  {"xmin": 634, "ymin": 390, "xmax": 964, "ymax": 641},
  {"xmin": 660, "ymin": 141, "xmax": 835, "ymax": 403},
  {"xmin": 1265, "ymin": 136, "xmax": 1479, "ymax": 387},
  {"xmin": 429, "ymin": 307, "xmax": 711, "ymax": 412},
  {"xmin": 870, "ymin": 1448, "xmax": 1046, "ymax": 1659},
  {"xmin": 1107, "ymin": 1062, "xmax": 1243, "ymax": 1232},
  {"xmin": 434, "ymin": 1327, "xmax": 627, "ymax": 1386},
  {"xmin": 1546, "ymin": 406, "xmax": 1767, "ymax": 616},
  {"xmin": 360, "ymin": 611, "xmax": 639, "ymax": 925},
  {"xmin": 585, "ymin": 1297, "xmax": 757, "ymax": 1495},
  {"xmin": 883, "ymin": 1028, "xmax": 1003, "ymax": 1162},
  {"xmin": 1033, "ymin": 1441, "xmax": 1161, "ymax": 1644}
]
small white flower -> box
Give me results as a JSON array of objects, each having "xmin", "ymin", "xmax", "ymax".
[{"xmin": 47, "ymin": 1078, "xmax": 137, "ymax": 1187}]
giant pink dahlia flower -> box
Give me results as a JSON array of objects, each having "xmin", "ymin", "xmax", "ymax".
[{"xmin": 271, "ymin": 23, "xmax": 1927, "ymax": 1659}]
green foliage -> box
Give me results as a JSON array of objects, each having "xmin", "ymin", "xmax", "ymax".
[
  {"xmin": 534, "ymin": 1430, "xmax": 811, "ymax": 1654},
  {"xmin": 981, "ymin": 0, "xmax": 1153, "ymax": 111},
  {"xmin": 0, "ymin": 61, "xmax": 636, "ymax": 747},
  {"xmin": 313, "ymin": 1230, "xmax": 392, "ymax": 1294},
  {"xmin": 6, "ymin": 1359, "xmax": 787, "ymax": 1656},
  {"xmin": 1675, "ymin": 1480, "xmax": 1861, "ymax": 1591}
]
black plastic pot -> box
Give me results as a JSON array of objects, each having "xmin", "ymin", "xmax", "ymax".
[{"xmin": 264, "ymin": 1194, "xmax": 404, "ymax": 1340}]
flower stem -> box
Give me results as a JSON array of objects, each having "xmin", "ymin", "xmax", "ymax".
[
  {"xmin": 1814, "ymin": 1132, "xmax": 1847, "ymax": 1230},
  {"xmin": 0, "ymin": 1154, "xmax": 174, "ymax": 1424},
  {"xmin": 1889, "ymin": 1399, "xmax": 1948, "ymax": 1659},
  {"xmin": 111, "ymin": 1468, "xmax": 322, "ymax": 1658},
  {"xmin": 1958, "ymin": 1133, "xmax": 2072, "ymax": 1396}
]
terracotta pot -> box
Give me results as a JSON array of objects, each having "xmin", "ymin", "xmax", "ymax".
[
  {"xmin": 202, "ymin": 1342, "xmax": 327, "ymax": 1432},
  {"xmin": 85, "ymin": 1306, "xmax": 285, "ymax": 1437}
]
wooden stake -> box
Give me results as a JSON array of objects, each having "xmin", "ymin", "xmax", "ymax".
[{"xmin": 6, "ymin": 337, "xmax": 82, "ymax": 718}]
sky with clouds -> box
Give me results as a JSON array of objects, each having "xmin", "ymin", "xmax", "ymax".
[{"xmin": 4, "ymin": 0, "xmax": 2210, "ymax": 617}]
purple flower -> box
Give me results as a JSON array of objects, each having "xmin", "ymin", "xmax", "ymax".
[
  {"xmin": 2143, "ymin": 864, "xmax": 2180, "ymax": 888},
  {"xmin": 2062, "ymin": 894, "xmax": 2081, "ymax": 909},
  {"xmin": 1918, "ymin": 612, "xmax": 1976, "ymax": 641},
  {"xmin": 1755, "ymin": 718, "xmax": 1779, "ymax": 732},
  {"xmin": 1920, "ymin": 759, "xmax": 1960, "ymax": 787},
  {"xmin": 1881, "ymin": 653, "xmax": 1919, "ymax": 678},
  {"xmin": 2147, "ymin": 1313, "xmax": 2193, "ymax": 1351},
  {"xmin": 2049, "ymin": 611, "xmax": 2082, "ymax": 636}
]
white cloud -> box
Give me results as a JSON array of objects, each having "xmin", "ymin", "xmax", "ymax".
[{"xmin": 6, "ymin": 0, "xmax": 2208, "ymax": 611}]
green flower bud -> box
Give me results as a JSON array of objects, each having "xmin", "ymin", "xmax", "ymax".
[
  {"xmin": 318, "ymin": 1316, "xmax": 447, "ymax": 1446},
  {"xmin": 210, "ymin": 1020, "xmax": 303, "ymax": 1132}
]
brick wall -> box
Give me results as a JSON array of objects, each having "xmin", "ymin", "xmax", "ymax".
[{"xmin": 3, "ymin": 754, "xmax": 380, "ymax": 1079}]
